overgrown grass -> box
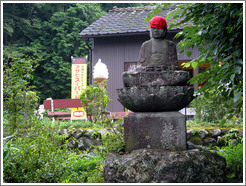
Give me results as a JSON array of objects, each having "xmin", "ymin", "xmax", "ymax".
[
  {"xmin": 3, "ymin": 115, "xmax": 125, "ymax": 183},
  {"xmin": 216, "ymin": 143, "xmax": 243, "ymax": 183},
  {"xmin": 58, "ymin": 120, "xmax": 103, "ymax": 129},
  {"xmin": 186, "ymin": 118, "xmax": 243, "ymax": 129},
  {"xmin": 3, "ymin": 112, "xmax": 243, "ymax": 183}
]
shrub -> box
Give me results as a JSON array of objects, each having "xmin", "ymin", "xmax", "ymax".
[
  {"xmin": 3, "ymin": 118, "xmax": 104, "ymax": 183},
  {"xmin": 3, "ymin": 53, "xmax": 39, "ymax": 131},
  {"xmin": 216, "ymin": 143, "xmax": 243, "ymax": 182},
  {"xmin": 79, "ymin": 81, "xmax": 111, "ymax": 123},
  {"xmin": 217, "ymin": 128, "xmax": 243, "ymax": 146},
  {"xmin": 190, "ymin": 89, "xmax": 239, "ymax": 123}
]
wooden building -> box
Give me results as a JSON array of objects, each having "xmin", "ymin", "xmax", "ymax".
[{"xmin": 79, "ymin": 6, "xmax": 203, "ymax": 112}]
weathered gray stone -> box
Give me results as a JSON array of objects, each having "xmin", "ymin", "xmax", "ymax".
[
  {"xmin": 98, "ymin": 128, "xmax": 110, "ymax": 137},
  {"xmin": 187, "ymin": 141, "xmax": 207, "ymax": 151},
  {"xmin": 186, "ymin": 129, "xmax": 193, "ymax": 140},
  {"xmin": 103, "ymin": 148, "xmax": 226, "ymax": 183},
  {"xmin": 229, "ymin": 139, "xmax": 239, "ymax": 146},
  {"xmin": 229, "ymin": 128, "xmax": 239, "ymax": 133},
  {"xmin": 203, "ymin": 138, "xmax": 217, "ymax": 146},
  {"xmin": 122, "ymin": 70, "xmax": 189, "ymax": 87},
  {"xmin": 212, "ymin": 129, "xmax": 221, "ymax": 138},
  {"xmin": 199, "ymin": 129, "xmax": 209, "ymax": 139},
  {"xmin": 68, "ymin": 139, "xmax": 77, "ymax": 149},
  {"xmin": 73, "ymin": 128, "xmax": 84, "ymax": 139},
  {"xmin": 59, "ymin": 129, "xmax": 72, "ymax": 139},
  {"xmin": 117, "ymin": 86, "xmax": 194, "ymax": 112},
  {"xmin": 221, "ymin": 129, "xmax": 229, "ymax": 135},
  {"xmin": 84, "ymin": 129, "xmax": 94, "ymax": 138},
  {"xmin": 78, "ymin": 137, "xmax": 92, "ymax": 150},
  {"xmin": 217, "ymin": 136, "xmax": 225, "ymax": 146},
  {"xmin": 124, "ymin": 112, "xmax": 186, "ymax": 151},
  {"xmin": 78, "ymin": 137, "xmax": 101, "ymax": 150}
]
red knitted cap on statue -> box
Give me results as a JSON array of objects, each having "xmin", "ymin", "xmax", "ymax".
[{"xmin": 150, "ymin": 16, "xmax": 167, "ymax": 30}]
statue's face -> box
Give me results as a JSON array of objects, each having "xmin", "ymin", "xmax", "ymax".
[{"xmin": 150, "ymin": 27, "xmax": 166, "ymax": 39}]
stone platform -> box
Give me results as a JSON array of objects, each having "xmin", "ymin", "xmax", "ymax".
[
  {"xmin": 122, "ymin": 70, "xmax": 189, "ymax": 87},
  {"xmin": 103, "ymin": 148, "xmax": 226, "ymax": 183},
  {"xmin": 117, "ymin": 86, "xmax": 194, "ymax": 112},
  {"xmin": 124, "ymin": 112, "xmax": 186, "ymax": 151}
]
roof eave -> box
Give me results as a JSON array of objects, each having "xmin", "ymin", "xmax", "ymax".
[{"xmin": 79, "ymin": 29, "xmax": 182, "ymax": 39}]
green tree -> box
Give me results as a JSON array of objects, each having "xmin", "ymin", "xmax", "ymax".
[
  {"xmin": 3, "ymin": 3, "xmax": 70, "ymax": 46},
  {"xmin": 3, "ymin": 3, "xmax": 105, "ymax": 101},
  {"xmin": 147, "ymin": 3, "xmax": 243, "ymax": 119},
  {"xmin": 3, "ymin": 52, "xmax": 39, "ymax": 131},
  {"xmin": 32, "ymin": 3, "xmax": 105, "ymax": 100},
  {"xmin": 80, "ymin": 82, "xmax": 111, "ymax": 123}
]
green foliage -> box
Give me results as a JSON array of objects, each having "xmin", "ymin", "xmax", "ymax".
[
  {"xmin": 146, "ymin": 3, "xmax": 243, "ymax": 119},
  {"xmin": 190, "ymin": 89, "xmax": 240, "ymax": 124},
  {"xmin": 216, "ymin": 143, "xmax": 243, "ymax": 182},
  {"xmin": 93, "ymin": 131, "xmax": 125, "ymax": 160},
  {"xmin": 3, "ymin": 119, "xmax": 104, "ymax": 183},
  {"xmin": 32, "ymin": 3, "xmax": 105, "ymax": 100},
  {"xmin": 186, "ymin": 119, "xmax": 243, "ymax": 129},
  {"xmin": 218, "ymin": 129, "xmax": 243, "ymax": 146},
  {"xmin": 3, "ymin": 3, "xmax": 105, "ymax": 100},
  {"xmin": 3, "ymin": 3, "xmax": 71, "ymax": 46},
  {"xmin": 58, "ymin": 120, "xmax": 99, "ymax": 129},
  {"xmin": 176, "ymin": 3, "xmax": 243, "ymax": 119},
  {"xmin": 190, "ymin": 127, "xmax": 202, "ymax": 135},
  {"xmin": 3, "ymin": 52, "xmax": 39, "ymax": 131},
  {"xmin": 102, "ymin": 132, "xmax": 125, "ymax": 153},
  {"xmin": 79, "ymin": 82, "xmax": 111, "ymax": 123}
]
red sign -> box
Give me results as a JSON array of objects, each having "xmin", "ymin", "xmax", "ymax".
[
  {"xmin": 71, "ymin": 57, "xmax": 87, "ymax": 64},
  {"xmin": 73, "ymin": 110, "xmax": 85, "ymax": 117}
]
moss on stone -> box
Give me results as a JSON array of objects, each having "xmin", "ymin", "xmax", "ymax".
[
  {"xmin": 125, "ymin": 131, "xmax": 137, "ymax": 151},
  {"xmin": 189, "ymin": 135, "xmax": 203, "ymax": 145}
]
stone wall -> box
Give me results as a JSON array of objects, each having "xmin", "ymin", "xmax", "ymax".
[
  {"xmin": 187, "ymin": 128, "xmax": 243, "ymax": 147},
  {"xmin": 58, "ymin": 127, "xmax": 243, "ymax": 151},
  {"xmin": 58, "ymin": 128, "xmax": 110, "ymax": 150}
]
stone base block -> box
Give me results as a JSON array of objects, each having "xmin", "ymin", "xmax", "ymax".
[
  {"xmin": 124, "ymin": 112, "xmax": 186, "ymax": 151},
  {"xmin": 103, "ymin": 148, "xmax": 226, "ymax": 183}
]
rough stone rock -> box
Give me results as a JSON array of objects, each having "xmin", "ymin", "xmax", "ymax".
[
  {"xmin": 221, "ymin": 129, "xmax": 229, "ymax": 135},
  {"xmin": 117, "ymin": 86, "xmax": 194, "ymax": 112},
  {"xmin": 187, "ymin": 141, "xmax": 207, "ymax": 151},
  {"xmin": 217, "ymin": 136, "xmax": 224, "ymax": 146},
  {"xmin": 78, "ymin": 137, "xmax": 101, "ymax": 150},
  {"xmin": 212, "ymin": 129, "xmax": 221, "ymax": 138},
  {"xmin": 186, "ymin": 129, "xmax": 193, "ymax": 140},
  {"xmin": 73, "ymin": 128, "xmax": 84, "ymax": 139},
  {"xmin": 84, "ymin": 129, "xmax": 94, "ymax": 138},
  {"xmin": 124, "ymin": 112, "xmax": 186, "ymax": 151},
  {"xmin": 229, "ymin": 128, "xmax": 239, "ymax": 133},
  {"xmin": 203, "ymin": 138, "xmax": 217, "ymax": 146},
  {"xmin": 59, "ymin": 129, "xmax": 72, "ymax": 139},
  {"xmin": 122, "ymin": 70, "xmax": 189, "ymax": 87},
  {"xmin": 68, "ymin": 139, "xmax": 77, "ymax": 149},
  {"xmin": 98, "ymin": 128, "xmax": 110, "ymax": 137},
  {"xmin": 104, "ymin": 148, "xmax": 226, "ymax": 183},
  {"xmin": 229, "ymin": 139, "xmax": 239, "ymax": 146},
  {"xmin": 199, "ymin": 129, "xmax": 209, "ymax": 139}
]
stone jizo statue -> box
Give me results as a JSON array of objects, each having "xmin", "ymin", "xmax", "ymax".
[{"xmin": 137, "ymin": 16, "xmax": 178, "ymax": 70}]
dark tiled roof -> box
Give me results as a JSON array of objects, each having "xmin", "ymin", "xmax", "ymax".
[{"xmin": 79, "ymin": 5, "xmax": 190, "ymax": 38}]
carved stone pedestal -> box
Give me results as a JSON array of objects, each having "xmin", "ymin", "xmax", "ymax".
[{"xmin": 124, "ymin": 112, "xmax": 186, "ymax": 151}]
